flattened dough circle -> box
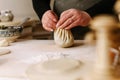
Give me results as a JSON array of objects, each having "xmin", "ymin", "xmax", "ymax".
[
  {"xmin": 26, "ymin": 58, "xmax": 84, "ymax": 80},
  {"xmin": 40, "ymin": 58, "xmax": 81, "ymax": 73},
  {"xmin": 0, "ymin": 49, "xmax": 11, "ymax": 56}
]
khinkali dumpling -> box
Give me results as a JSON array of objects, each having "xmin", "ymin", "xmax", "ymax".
[{"xmin": 54, "ymin": 28, "xmax": 74, "ymax": 48}]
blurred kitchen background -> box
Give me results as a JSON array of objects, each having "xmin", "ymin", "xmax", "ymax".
[{"xmin": 0, "ymin": 0, "xmax": 54, "ymax": 39}]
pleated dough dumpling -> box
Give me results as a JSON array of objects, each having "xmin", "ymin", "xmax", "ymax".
[{"xmin": 54, "ymin": 28, "xmax": 74, "ymax": 48}]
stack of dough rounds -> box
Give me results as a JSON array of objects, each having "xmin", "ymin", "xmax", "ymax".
[
  {"xmin": 0, "ymin": 39, "xmax": 10, "ymax": 47},
  {"xmin": 54, "ymin": 28, "xmax": 74, "ymax": 48},
  {"xmin": 26, "ymin": 58, "xmax": 83, "ymax": 80}
]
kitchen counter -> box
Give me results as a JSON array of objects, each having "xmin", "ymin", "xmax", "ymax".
[{"xmin": 0, "ymin": 39, "xmax": 96, "ymax": 80}]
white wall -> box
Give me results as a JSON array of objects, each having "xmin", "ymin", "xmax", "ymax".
[{"xmin": 0, "ymin": 0, "xmax": 39, "ymax": 20}]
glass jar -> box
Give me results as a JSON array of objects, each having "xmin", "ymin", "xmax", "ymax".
[{"xmin": 0, "ymin": 10, "xmax": 14, "ymax": 22}]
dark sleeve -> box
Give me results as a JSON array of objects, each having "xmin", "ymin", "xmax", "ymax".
[
  {"xmin": 32, "ymin": 0, "xmax": 51, "ymax": 20},
  {"xmin": 86, "ymin": 0, "xmax": 116, "ymax": 17}
]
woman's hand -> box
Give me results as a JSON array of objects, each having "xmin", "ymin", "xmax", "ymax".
[
  {"xmin": 41, "ymin": 10, "xmax": 58, "ymax": 31},
  {"xmin": 56, "ymin": 9, "xmax": 91, "ymax": 29}
]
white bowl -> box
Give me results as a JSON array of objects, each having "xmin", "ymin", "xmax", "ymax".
[{"xmin": 0, "ymin": 25, "xmax": 23, "ymax": 42}]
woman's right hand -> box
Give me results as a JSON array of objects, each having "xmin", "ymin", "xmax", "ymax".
[{"xmin": 41, "ymin": 10, "xmax": 58, "ymax": 31}]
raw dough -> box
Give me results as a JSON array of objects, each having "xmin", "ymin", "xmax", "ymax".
[
  {"xmin": 38, "ymin": 58, "xmax": 81, "ymax": 74},
  {"xmin": 0, "ymin": 36, "xmax": 19, "ymax": 43},
  {"xmin": 0, "ymin": 49, "xmax": 11, "ymax": 56},
  {"xmin": 26, "ymin": 58, "xmax": 84, "ymax": 80},
  {"xmin": 54, "ymin": 28, "xmax": 74, "ymax": 48},
  {"xmin": 5, "ymin": 36, "xmax": 19, "ymax": 43},
  {"xmin": 0, "ymin": 39, "xmax": 10, "ymax": 47}
]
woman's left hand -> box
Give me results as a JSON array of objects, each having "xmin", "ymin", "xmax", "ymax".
[{"xmin": 56, "ymin": 9, "xmax": 91, "ymax": 29}]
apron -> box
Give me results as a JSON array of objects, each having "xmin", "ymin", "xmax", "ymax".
[
  {"xmin": 53, "ymin": 0, "xmax": 102, "ymax": 39},
  {"xmin": 54, "ymin": 0, "xmax": 102, "ymax": 16}
]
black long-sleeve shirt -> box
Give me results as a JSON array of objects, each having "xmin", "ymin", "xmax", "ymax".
[
  {"xmin": 32, "ymin": 0, "xmax": 51, "ymax": 19},
  {"xmin": 32, "ymin": 0, "xmax": 115, "ymax": 19},
  {"xmin": 32, "ymin": 0, "xmax": 116, "ymax": 39}
]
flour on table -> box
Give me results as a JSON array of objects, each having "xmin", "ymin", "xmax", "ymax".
[{"xmin": 19, "ymin": 52, "xmax": 68, "ymax": 64}]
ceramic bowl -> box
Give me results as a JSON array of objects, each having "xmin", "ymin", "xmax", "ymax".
[{"xmin": 0, "ymin": 25, "xmax": 23, "ymax": 42}]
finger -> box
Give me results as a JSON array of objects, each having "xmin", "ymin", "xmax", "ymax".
[
  {"xmin": 80, "ymin": 11, "xmax": 91, "ymax": 26},
  {"xmin": 60, "ymin": 9, "xmax": 73, "ymax": 18},
  {"xmin": 56, "ymin": 11, "xmax": 73, "ymax": 27},
  {"xmin": 42, "ymin": 24, "xmax": 54, "ymax": 32},
  {"xmin": 46, "ymin": 15, "xmax": 56, "ymax": 23},
  {"xmin": 51, "ymin": 12, "xmax": 58, "ymax": 22},
  {"xmin": 42, "ymin": 13, "xmax": 57, "ymax": 23},
  {"xmin": 58, "ymin": 17, "xmax": 75, "ymax": 29},
  {"xmin": 42, "ymin": 14, "xmax": 57, "ymax": 28},
  {"xmin": 43, "ymin": 21, "xmax": 56, "ymax": 30},
  {"xmin": 65, "ymin": 19, "xmax": 80, "ymax": 29},
  {"xmin": 47, "ymin": 11, "xmax": 58, "ymax": 22}
]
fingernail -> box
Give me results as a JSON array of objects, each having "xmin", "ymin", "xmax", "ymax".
[{"xmin": 50, "ymin": 29, "xmax": 53, "ymax": 31}]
